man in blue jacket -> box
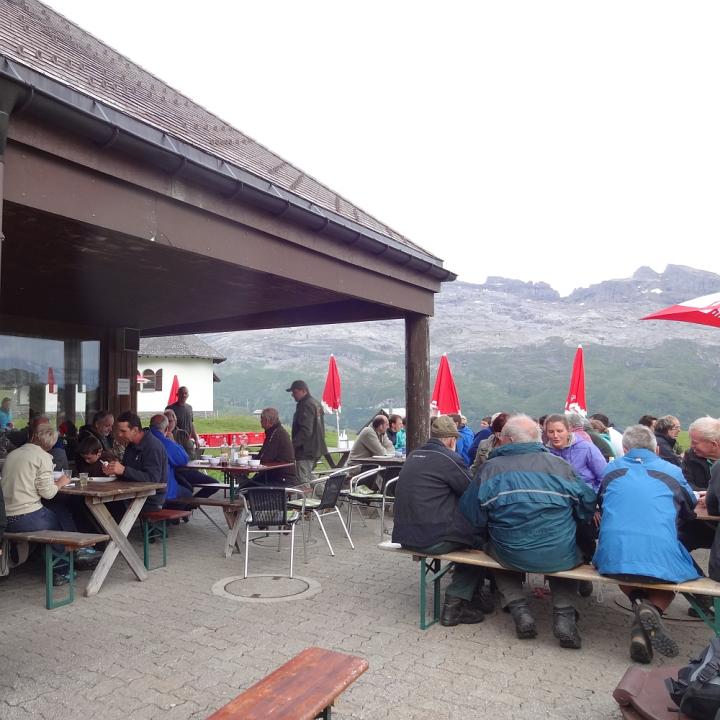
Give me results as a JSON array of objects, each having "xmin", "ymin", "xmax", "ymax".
[
  {"xmin": 392, "ymin": 415, "xmax": 489, "ymax": 626},
  {"xmin": 594, "ymin": 424, "xmax": 700, "ymax": 663},
  {"xmin": 460, "ymin": 414, "xmax": 597, "ymax": 649},
  {"xmin": 149, "ymin": 415, "xmax": 193, "ymax": 506}
]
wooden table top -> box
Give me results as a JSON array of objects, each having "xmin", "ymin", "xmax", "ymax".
[
  {"xmin": 60, "ymin": 480, "xmax": 166, "ymax": 498},
  {"xmin": 695, "ymin": 508, "xmax": 720, "ymax": 522}
]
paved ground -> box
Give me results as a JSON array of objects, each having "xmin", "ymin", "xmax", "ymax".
[{"xmin": 0, "ymin": 506, "xmax": 712, "ymax": 719}]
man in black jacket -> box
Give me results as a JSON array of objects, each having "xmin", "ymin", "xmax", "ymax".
[
  {"xmin": 105, "ymin": 411, "xmax": 168, "ymax": 510},
  {"xmin": 287, "ymin": 380, "xmax": 327, "ymax": 485},
  {"xmin": 392, "ymin": 415, "xmax": 487, "ymax": 626},
  {"xmin": 654, "ymin": 415, "xmax": 682, "ymax": 467}
]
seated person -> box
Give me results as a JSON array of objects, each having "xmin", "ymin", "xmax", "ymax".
[
  {"xmin": 105, "ymin": 412, "xmax": 167, "ymax": 511},
  {"xmin": 78, "ymin": 410, "xmax": 115, "ymax": 453},
  {"xmin": 450, "ymin": 414, "xmax": 475, "ymax": 465},
  {"xmin": 683, "ymin": 447, "xmax": 711, "ymax": 490},
  {"xmin": 164, "ymin": 409, "xmax": 193, "ymax": 455},
  {"xmin": 393, "ymin": 415, "xmax": 489, "ymax": 626},
  {"xmin": 0, "ymin": 423, "xmax": 95, "ymax": 582},
  {"xmin": 75, "ymin": 435, "xmax": 116, "ymax": 476},
  {"xmin": 251, "ymin": 407, "xmax": 297, "ymax": 486},
  {"xmin": 148, "ymin": 415, "xmax": 193, "ymax": 507},
  {"xmin": 349, "ymin": 415, "xmax": 394, "ymax": 463},
  {"xmin": 386, "ymin": 414, "xmax": 403, "ymax": 448},
  {"xmin": 593, "ymin": 425, "xmax": 698, "ymax": 663},
  {"xmin": 461, "ymin": 414, "xmax": 596, "ymax": 649}
]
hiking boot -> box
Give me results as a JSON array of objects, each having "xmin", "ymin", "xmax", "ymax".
[
  {"xmin": 578, "ymin": 580, "xmax": 594, "ymax": 598},
  {"xmin": 635, "ymin": 600, "xmax": 678, "ymax": 657},
  {"xmin": 440, "ymin": 596, "xmax": 485, "ymax": 626},
  {"xmin": 629, "ymin": 620, "xmax": 653, "ymax": 664},
  {"xmin": 470, "ymin": 583, "xmax": 496, "ymax": 614},
  {"xmin": 508, "ymin": 600, "xmax": 537, "ymax": 639},
  {"xmin": 553, "ymin": 606, "xmax": 582, "ymax": 649}
]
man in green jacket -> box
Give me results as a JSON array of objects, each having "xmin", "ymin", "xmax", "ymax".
[
  {"xmin": 460, "ymin": 414, "xmax": 597, "ymax": 649},
  {"xmin": 287, "ymin": 380, "xmax": 327, "ymax": 485}
]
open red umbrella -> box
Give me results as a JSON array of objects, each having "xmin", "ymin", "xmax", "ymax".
[
  {"xmin": 641, "ymin": 291, "xmax": 720, "ymax": 328},
  {"xmin": 167, "ymin": 374, "xmax": 180, "ymax": 407},
  {"xmin": 431, "ymin": 354, "xmax": 460, "ymax": 415},
  {"xmin": 322, "ymin": 355, "xmax": 342, "ymax": 438},
  {"xmin": 564, "ymin": 345, "xmax": 586, "ymax": 416}
]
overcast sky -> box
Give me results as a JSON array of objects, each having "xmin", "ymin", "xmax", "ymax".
[{"xmin": 45, "ymin": 0, "xmax": 719, "ymax": 296}]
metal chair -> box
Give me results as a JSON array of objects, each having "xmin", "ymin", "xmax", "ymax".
[
  {"xmin": 345, "ymin": 467, "xmax": 387, "ymax": 533},
  {"xmin": 380, "ymin": 477, "xmax": 398, "ymax": 539},
  {"xmin": 288, "ymin": 470, "xmax": 354, "ymax": 556},
  {"xmin": 239, "ymin": 487, "xmax": 306, "ymax": 579}
]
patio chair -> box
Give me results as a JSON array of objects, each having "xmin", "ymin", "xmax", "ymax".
[
  {"xmin": 345, "ymin": 467, "xmax": 390, "ymax": 535},
  {"xmin": 380, "ymin": 477, "xmax": 398, "ymax": 539},
  {"xmin": 288, "ymin": 470, "xmax": 355, "ymax": 556},
  {"xmin": 239, "ymin": 487, "xmax": 306, "ymax": 579}
]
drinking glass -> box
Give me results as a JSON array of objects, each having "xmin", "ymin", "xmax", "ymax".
[{"xmin": 79, "ymin": 473, "xmax": 89, "ymax": 489}]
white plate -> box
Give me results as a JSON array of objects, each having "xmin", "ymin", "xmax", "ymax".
[{"xmin": 89, "ymin": 476, "xmax": 116, "ymax": 483}]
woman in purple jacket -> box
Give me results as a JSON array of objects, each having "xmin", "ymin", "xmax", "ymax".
[{"xmin": 544, "ymin": 414, "xmax": 607, "ymax": 492}]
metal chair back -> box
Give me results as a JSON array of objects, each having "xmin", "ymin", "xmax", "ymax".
[
  {"xmin": 317, "ymin": 472, "xmax": 348, "ymax": 510},
  {"xmin": 244, "ymin": 487, "xmax": 290, "ymax": 527}
]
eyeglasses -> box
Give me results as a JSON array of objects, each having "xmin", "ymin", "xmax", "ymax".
[{"xmin": 671, "ymin": 425, "xmax": 681, "ymax": 430}]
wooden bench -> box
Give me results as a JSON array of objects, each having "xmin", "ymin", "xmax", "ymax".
[
  {"xmin": 165, "ymin": 496, "xmax": 245, "ymax": 558},
  {"xmin": 378, "ymin": 541, "xmax": 720, "ymax": 635},
  {"xmin": 205, "ymin": 646, "xmax": 368, "ymax": 720},
  {"xmin": 140, "ymin": 509, "xmax": 192, "ymax": 570},
  {"xmin": 4, "ymin": 530, "xmax": 109, "ymax": 609}
]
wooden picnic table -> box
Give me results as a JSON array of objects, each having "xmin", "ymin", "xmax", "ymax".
[
  {"xmin": 180, "ymin": 461, "xmax": 295, "ymax": 499},
  {"xmin": 60, "ymin": 479, "xmax": 165, "ymax": 596},
  {"xmin": 323, "ymin": 447, "xmax": 351, "ymax": 469},
  {"xmin": 364, "ymin": 454, "xmax": 405, "ymax": 466}
]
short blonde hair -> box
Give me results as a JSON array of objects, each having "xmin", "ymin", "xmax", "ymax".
[{"xmin": 33, "ymin": 423, "xmax": 58, "ymax": 451}]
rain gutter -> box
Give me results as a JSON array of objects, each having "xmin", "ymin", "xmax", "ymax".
[{"xmin": 0, "ymin": 56, "xmax": 456, "ymax": 282}]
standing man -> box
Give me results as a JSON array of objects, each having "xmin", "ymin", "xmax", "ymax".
[
  {"xmin": 166, "ymin": 386, "xmax": 200, "ymax": 448},
  {"xmin": 105, "ymin": 411, "xmax": 167, "ymax": 510},
  {"xmin": 287, "ymin": 380, "xmax": 327, "ymax": 485}
]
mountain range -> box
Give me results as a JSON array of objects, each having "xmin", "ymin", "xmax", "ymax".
[{"xmin": 205, "ymin": 264, "xmax": 720, "ymax": 431}]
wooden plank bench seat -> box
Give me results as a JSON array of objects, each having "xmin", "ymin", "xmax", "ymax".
[
  {"xmin": 165, "ymin": 497, "xmax": 245, "ymax": 558},
  {"xmin": 4, "ymin": 530, "xmax": 110, "ymax": 609},
  {"xmin": 206, "ymin": 646, "xmax": 368, "ymax": 720},
  {"xmin": 378, "ymin": 541, "xmax": 720, "ymax": 635}
]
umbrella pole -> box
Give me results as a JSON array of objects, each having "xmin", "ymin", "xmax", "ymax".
[{"xmin": 335, "ymin": 410, "xmax": 341, "ymax": 441}]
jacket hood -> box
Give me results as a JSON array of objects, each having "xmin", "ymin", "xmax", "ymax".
[{"xmin": 488, "ymin": 442, "xmax": 546, "ymax": 459}]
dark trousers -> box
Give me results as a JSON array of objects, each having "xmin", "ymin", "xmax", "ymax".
[
  {"xmin": 176, "ymin": 468, "xmax": 219, "ymax": 499},
  {"xmin": 404, "ymin": 540, "xmax": 485, "ymax": 602}
]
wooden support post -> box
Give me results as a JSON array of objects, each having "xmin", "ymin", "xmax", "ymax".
[{"xmin": 405, "ymin": 314, "xmax": 430, "ymax": 452}]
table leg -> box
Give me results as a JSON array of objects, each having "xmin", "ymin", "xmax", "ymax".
[
  {"xmin": 84, "ymin": 497, "xmax": 149, "ymax": 597},
  {"xmin": 223, "ymin": 507, "xmax": 244, "ymax": 559}
]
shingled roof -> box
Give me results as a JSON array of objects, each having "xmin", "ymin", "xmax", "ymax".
[
  {"xmin": 139, "ymin": 335, "xmax": 225, "ymax": 364},
  {"xmin": 0, "ymin": 0, "xmax": 436, "ymax": 261}
]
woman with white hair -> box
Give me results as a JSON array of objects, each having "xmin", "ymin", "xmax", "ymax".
[{"xmin": 1, "ymin": 423, "xmax": 81, "ymax": 584}]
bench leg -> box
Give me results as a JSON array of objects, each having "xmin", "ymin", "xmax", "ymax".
[
  {"xmin": 143, "ymin": 519, "xmax": 168, "ymax": 570},
  {"xmin": 44, "ymin": 545, "xmax": 75, "ymax": 610},
  {"xmin": 418, "ymin": 557, "xmax": 452, "ymax": 630},
  {"xmin": 682, "ymin": 593, "xmax": 720, "ymax": 637}
]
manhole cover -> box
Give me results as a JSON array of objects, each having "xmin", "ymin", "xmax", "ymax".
[{"xmin": 212, "ymin": 575, "xmax": 322, "ymax": 604}]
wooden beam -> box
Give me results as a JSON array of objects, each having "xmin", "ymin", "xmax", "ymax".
[{"xmin": 405, "ymin": 314, "xmax": 430, "ymax": 452}]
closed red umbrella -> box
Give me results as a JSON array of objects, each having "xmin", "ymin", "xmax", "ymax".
[
  {"xmin": 564, "ymin": 345, "xmax": 586, "ymax": 416},
  {"xmin": 47, "ymin": 366, "xmax": 57, "ymax": 393},
  {"xmin": 641, "ymin": 291, "xmax": 720, "ymax": 328},
  {"xmin": 322, "ymin": 355, "xmax": 342, "ymax": 438},
  {"xmin": 167, "ymin": 374, "xmax": 180, "ymax": 407},
  {"xmin": 431, "ymin": 354, "xmax": 461, "ymax": 415}
]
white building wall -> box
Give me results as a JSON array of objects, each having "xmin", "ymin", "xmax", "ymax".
[{"xmin": 136, "ymin": 357, "xmax": 216, "ymax": 413}]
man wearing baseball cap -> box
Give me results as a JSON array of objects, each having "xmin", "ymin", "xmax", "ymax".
[
  {"xmin": 287, "ymin": 380, "xmax": 327, "ymax": 485},
  {"xmin": 392, "ymin": 415, "xmax": 490, "ymax": 626}
]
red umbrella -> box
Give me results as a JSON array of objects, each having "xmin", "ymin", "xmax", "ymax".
[
  {"xmin": 167, "ymin": 374, "xmax": 180, "ymax": 407},
  {"xmin": 564, "ymin": 345, "xmax": 586, "ymax": 416},
  {"xmin": 47, "ymin": 367, "xmax": 57, "ymax": 394},
  {"xmin": 322, "ymin": 355, "xmax": 342, "ymax": 438},
  {"xmin": 641, "ymin": 291, "xmax": 720, "ymax": 328},
  {"xmin": 431, "ymin": 354, "xmax": 461, "ymax": 415}
]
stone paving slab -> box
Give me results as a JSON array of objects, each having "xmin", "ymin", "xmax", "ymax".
[{"xmin": 0, "ymin": 506, "xmax": 712, "ymax": 719}]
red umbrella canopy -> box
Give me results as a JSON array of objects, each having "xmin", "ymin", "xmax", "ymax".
[
  {"xmin": 167, "ymin": 374, "xmax": 180, "ymax": 407},
  {"xmin": 564, "ymin": 345, "xmax": 586, "ymax": 416},
  {"xmin": 321, "ymin": 355, "xmax": 342, "ymax": 412},
  {"xmin": 431, "ymin": 354, "xmax": 461, "ymax": 415},
  {"xmin": 641, "ymin": 291, "xmax": 720, "ymax": 329}
]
